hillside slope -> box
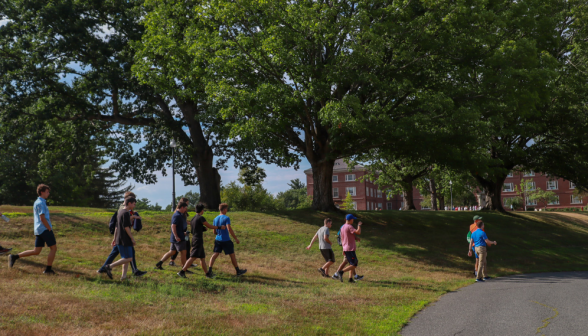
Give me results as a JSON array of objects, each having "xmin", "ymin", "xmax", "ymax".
[{"xmin": 1, "ymin": 207, "xmax": 588, "ymax": 335}]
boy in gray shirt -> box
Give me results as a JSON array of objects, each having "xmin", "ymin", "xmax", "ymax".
[{"xmin": 306, "ymin": 218, "xmax": 334, "ymax": 277}]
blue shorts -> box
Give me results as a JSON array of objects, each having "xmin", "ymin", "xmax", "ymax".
[
  {"xmin": 35, "ymin": 230, "xmax": 56, "ymax": 247},
  {"xmin": 472, "ymin": 246, "xmax": 478, "ymax": 259},
  {"xmin": 344, "ymin": 251, "xmax": 359, "ymax": 267},
  {"xmin": 213, "ymin": 240, "xmax": 235, "ymax": 255},
  {"xmin": 117, "ymin": 245, "xmax": 133, "ymax": 259}
]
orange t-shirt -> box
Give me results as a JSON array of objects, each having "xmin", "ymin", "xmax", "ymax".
[{"xmin": 469, "ymin": 222, "xmax": 485, "ymax": 234}]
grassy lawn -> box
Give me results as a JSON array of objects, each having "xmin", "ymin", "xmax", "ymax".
[{"xmin": 1, "ymin": 206, "xmax": 588, "ymax": 335}]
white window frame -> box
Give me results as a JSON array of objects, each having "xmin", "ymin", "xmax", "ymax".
[
  {"xmin": 571, "ymin": 195, "xmax": 583, "ymax": 204},
  {"xmin": 333, "ymin": 188, "xmax": 339, "ymax": 198},
  {"xmin": 332, "ymin": 175, "xmax": 338, "ymax": 183},
  {"xmin": 570, "ymin": 182, "xmax": 576, "ymax": 189},
  {"xmin": 524, "ymin": 171, "xmax": 535, "ymax": 177},
  {"xmin": 548, "ymin": 196, "xmax": 560, "ymax": 205},
  {"xmin": 377, "ymin": 190, "xmax": 382, "ymax": 198},
  {"xmin": 526, "ymin": 197, "xmax": 537, "ymax": 206},
  {"xmin": 352, "ymin": 202, "xmax": 357, "ymax": 210},
  {"xmin": 546, "ymin": 181, "xmax": 558, "ymax": 190},
  {"xmin": 503, "ymin": 183, "xmax": 514, "ymax": 192},
  {"xmin": 378, "ymin": 203, "xmax": 382, "ymax": 209},
  {"xmin": 526, "ymin": 181, "xmax": 536, "ymax": 191},
  {"xmin": 345, "ymin": 187, "xmax": 356, "ymax": 196},
  {"xmin": 345, "ymin": 174, "xmax": 356, "ymax": 182}
]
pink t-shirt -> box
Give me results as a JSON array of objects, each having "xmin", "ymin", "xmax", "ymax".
[{"xmin": 340, "ymin": 223, "xmax": 357, "ymax": 251}]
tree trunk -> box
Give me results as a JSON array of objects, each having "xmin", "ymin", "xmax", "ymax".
[
  {"xmin": 401, "ymin": 177, "xmax": 417, "ymax": 210},
  {"xmin": 430, "ymin": 177, "xmax": 438, "ymax": 211},
  {"xmin": 194, "ymin": 149, "xmax": 221, "ymax": 210},
  {"xmin": 309, "ymin": 158, "xmax": 338, "ymax": 211},
  {"xmin": 473, "ymin": 174, "xmax": 507, "ymax": 212},
  {"xmin": 438, "ymin": 195, "xmax": 445, "ymax": 210}
]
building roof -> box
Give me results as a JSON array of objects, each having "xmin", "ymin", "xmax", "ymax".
[{"xmin": 304, "ymin": 159, "xmax": 365, "ymax": 174}]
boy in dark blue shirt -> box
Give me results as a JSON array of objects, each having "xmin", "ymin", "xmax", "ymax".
[
  {"xmin": 468, "ymin": 221, "xmax": 497, "ymax": 282},
  {"xmin": 208, "ymin": 203, "xmax": 247, "ymax": 276},
  {"xmin": 155, "ymin": 202, "xmax": 189, "ymax": 270}
]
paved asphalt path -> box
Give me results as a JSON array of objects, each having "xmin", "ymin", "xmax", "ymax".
[{"xmin": 401, "ymin": 272, "xmax": 588, "ymax": 336}]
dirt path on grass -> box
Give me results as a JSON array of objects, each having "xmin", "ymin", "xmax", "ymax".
[{"xmin": 401, "ymin": 272, "xmax": 588, "ymax": 336}]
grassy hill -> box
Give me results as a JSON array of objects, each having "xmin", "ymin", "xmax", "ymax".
[{"xmin": 1, "ymin": 206, "xmax": 588, "ymax": 335}]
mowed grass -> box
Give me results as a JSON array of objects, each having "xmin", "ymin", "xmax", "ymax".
[{"xmin": 1, "ymin": 207, "xmax": 588, "ymax": 336}]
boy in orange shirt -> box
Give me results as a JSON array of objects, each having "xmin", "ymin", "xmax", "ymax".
[{"xmin": 468, "ymin": 215, "xmax": 484, "ymax": 277}]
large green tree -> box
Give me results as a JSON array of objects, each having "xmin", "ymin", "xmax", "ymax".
[{"xmin": 0, "ymin": 0, "xmax": 255, "ymax": 209}]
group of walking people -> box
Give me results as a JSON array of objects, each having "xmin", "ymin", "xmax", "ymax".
[
  {"xmin": 467, "ymin": 215, "xmax": 498, "ymax": 282},
  {"xmin": 5, "ymin": 185, "xmax": 247, "ymax": 280}
]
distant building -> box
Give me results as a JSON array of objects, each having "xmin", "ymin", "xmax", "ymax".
[
  {"xmin": 304, "ymin": 159, "xmax": 425, "ymax": 210},
  {"xmin": 502, "ymin": 171, "xmax": 587, "ymax": 210}
]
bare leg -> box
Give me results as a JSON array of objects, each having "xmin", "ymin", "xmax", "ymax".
[
  {"xmin": 121, "ymin": 263, "xmax": 129, "ymax": 279},
  {"xmin": 160, "ymin": 250, "xmax": 176, "ymax": 262},
  {"xmin": 322, "ymin": 261, "xmax": 334, "ymax": 275},
  {"xmin": 182, "ymin": 257, "xmax": 196, "ymax": 271},
  {"xmin": 336, "ymin": 259, "xmax": 348, "ymax": 273},
  {"xmin": 199, "ymin": 258, "xmax": 208, "ymax": 273},
  {"xmin": 47, "ymin": 245, "xmax": 57, "ymax": 266},
  {"xmin": 19, "ymin": 247, "xmax": 43, "ymax": 258},
  {"xmin": 180, "ymin": 250, "xmax": 187, "ymax": 266},
  {"xmin": 342, "ymin": 265, "xmax": 356, "ymax": 278},
  {"xmin": 109, "ymin": 257, "xmax": 132, "ymax": 268},
  {"xmin": 209, "ymin": 252, "xmax": 220, "ymax": 269},
  {"xmin": 229, "ymin": 253, "xmax": 239, "ymax": 268}
]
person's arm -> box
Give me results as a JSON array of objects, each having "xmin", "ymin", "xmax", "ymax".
[
  {"xmin": 306, "ymin": 234, "xmax": 318, "ymax": 250},
  {"xmin": 352, "ymin": 222, "xmax": 362, "ymax": 235},
  {"xmin": 171, "ymin": 224, "xmax": 181, "ymax": 242},
  {"xmin": 468, "ymin": 237, "xmax": 474, "ymax": 256},
  {"xmin": 39, "ymin": 214, "xmax": 52, "ymax": 231},
  {"xmin": 484, "ymin": 238, "xmax": 497, "ymax": 246},
  {"xmin": 228, "ymin": 225, "xmax": 240, "ymax": 244},
  {"xmin": 112, "ymin": 227, "xmax": 117, "ymax": 246},
  {"xmin": 203, "ymin": 221, "xmax": 224, "ymax": 230},
  {"xmin": 125, "ymin": 226, "xmax": 135, "ymax": 246}
]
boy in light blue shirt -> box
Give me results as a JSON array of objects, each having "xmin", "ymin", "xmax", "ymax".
[
  {"xmin": 468, "ymin": 221, "xmax": 497, "ymax": 282},
  {"xmin": 208, "ymin": 203, "xmax": 247, "ymax": 276},
  {"xmin": 8, "ymin": 184, "xmax": 57, "ymax": 274}
]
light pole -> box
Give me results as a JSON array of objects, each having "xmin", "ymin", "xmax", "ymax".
[
  {"xmin": 170, "ymin": 138, "xmax": 177, "ymax": 211},
  {"xmin": 449, "ymin": 180, "xmax": 453, "ymax": 211}
]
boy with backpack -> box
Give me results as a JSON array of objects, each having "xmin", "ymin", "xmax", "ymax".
[
  {"xmin": 467, "ymin": 215, "xmax": 483, "ymax": 277},
  {"xmin": 331, "ymin": 219, "xmax": 364, "ymax": 281},
  {"xmin": 97, "ymin": 192, "xmax": 147, "ymax": 277},
  {"xmin": 306, "ymin": 218, "xmax": 335, "ymax": 277},
  {"xmin": 155, "ymin": 202, "xmax": 190, "ymax": 270},
  {"xmin": 102, "ymin": 197, "xmax": 138, "ymax": 280},
  {"xmin": 208, "ymin": 203, "xmax": 247, "ymax": 276},
  {"xmin": 169, "ymin": 197, "xmax": 190, "ymax": 266},
  {"xmin": 333, "ymin": 214, "xmax": 363, "ymax": 283}
]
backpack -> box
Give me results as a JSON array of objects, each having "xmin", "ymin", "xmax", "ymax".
[
  {"xmin": 337, "ymin": 229, "xmax": 342, "ymax": 246},
  {"xmin": 467, "ymin": 231, "xmax": 472, "ymax": 243},
  {"xmin": 132, "ymin": 211, "xmax": 143, "ymax": 232},
  {"xmin": 109, "ymin": 211, "xmax": 118, "ymax": 235}
]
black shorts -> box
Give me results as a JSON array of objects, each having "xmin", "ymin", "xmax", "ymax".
[
  {"xmin": 213, "ymin": 240, "xmax": 235, "ymax": 255},
  {"xmin": 320, "ymin": 249, "xmax": 335, "ymax": 262},
  {"xmin": 170, "ymin": 241, "xmax": 187, "ymax": 252},
  {"xmin": 344, "ymin": 251, "xmax": 358, "ymax": 267},
  {"xmin": 190, "ymin": 244, "xmax": 206, "ymax": 259},
  {"xmin": 35, "ymin": 230, "xmax": 56, "ymax": 247}
]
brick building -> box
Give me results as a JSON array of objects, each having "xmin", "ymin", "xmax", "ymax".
[
  {"xmin": 304, "ymin": 159, "xmax": 425, "ymax": 210},
  {"xmin": 501, "ymin": 171, "xmax": 586, "ymax": 210}
]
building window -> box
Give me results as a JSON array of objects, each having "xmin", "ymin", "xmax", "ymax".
[
  {"xmin": 352, "ymin": 202, "xmax": 357, "ymax": 210},
  {"xmin": 526, "ymin": 181, "xmax": 536, "ymax": 191},
  {"xmin": 548, "ymin": 196, "xmax": 560, "ymax": 205},
  {"xmin": 371, "ymin": 188, "xmax": 374, "ymax": 197},
  {"xmin": 570, "ymin": 182, "xmax": 576, "ymax": 189},
  {"xmin": 503, "ymin": 183, "xmax": 514, "ymax": 192},
  {"xmin": 523, "ymin": 170, "xmax": 535, "ymax": 176},
  {"xmin": 345, "ymin": 187, "xmax": 356, "ymax": 196},
  {"xmin": 387, "ymin": 202, "xmax": 392, "ymax": 210},
  {"xmin": 571, "ymin": 195, "xmax": 583, "ymax": 204},
  {"xmin": 333, "ymin": 188, "xmax": 339, "ymax": 198},
  {"xmin": 526, "ymin": 197, "xmax": 537, "ymax": 206},
  {"xmin": 378, "ymin": 203, "xmax": 382, "ymax": 209},
  {"xmin": 332, "ymin": 175, "xmax": 338, "ymax": 183},
  {"xmin": 507, "ymin": 171, "xmax": 514, "ymax": 177},
  {"xmin": 345, "ymin": 174, "xmax": 356, "ymax": 182},
  {"xmin": 377, "ymin": 190, "xmax": 382, "ymax": 198},
  {"xmin": 546, "ymin": 181, "xmax": 558, "ymax": 190}
]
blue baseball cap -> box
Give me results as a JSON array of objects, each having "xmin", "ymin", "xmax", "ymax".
[{"xmin": 346, "ymin": 214, "xmax": 358, "ymax": 221}]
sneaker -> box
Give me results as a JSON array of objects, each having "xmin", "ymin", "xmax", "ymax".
[
  {"xmin": 185, "ymin": 270, "xmax": 194, "ymax": 274},
  {"xmin": 338, "ymin": 272, "xmax": 344, "ymax": 283},
  {"xmin": 483, "ymin": 277, "xmax": 491, "ymax": 280},
  {"xmin": 43, "ymin": 269, "xmax": 56, "ymax": 275},
  {"xmin": 236, "ymin": 269, "xmax": 247, "ymax": 276},
  {"xmin": 104, "ymin": 265, "xmax": 113, "ymax": 279},
  {"xmin": 8, "ymin": 254, "xmax": 17, "ymax": 268},
  {"xmin": 97, "ymin": 269, "xmax": 106, "ymax": 274},
  {"xmin": 133, "ymin": 270, "xmax": 147, "ymax": 277},
  {"xmin": 475, "ymin": 278, "xmax": 485, "ymax": 282},
  {"xmin": 177, "ymin": 271, "xmax": 186, "ymax": 278},
  {"xmin": 354, "ymin": 275, "xmax": 364, "ymax": 281},
  {"xmin": 331, "ymin": 273, "xmax": 340, "ymax": 280},
  {"xmin": 205, "ymin": 272, "xmax": 215, "ymax": 279},
  {"xmin": 318, "ymin": 268, "xmax": 326, "ymax": 277},
  {"xmin": 168, "ymin": 261, "xmax": 175, "ymax": 266},
  {"xmin": 348, "ymin": 278, "xmax": 357, "ymax": 283},
  {"xmin": 0, "ymin": 247, "xmax": 12, "ymax": 255},
  {"xmin": 155, "ymin": 261, "xmax": 164, "ymax": 270}
]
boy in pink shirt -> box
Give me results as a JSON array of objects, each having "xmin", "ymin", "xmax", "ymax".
[{"xmin": 335, "ymin": 214, "xmax": 363, "ymax": 283}]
